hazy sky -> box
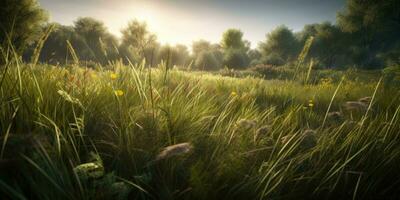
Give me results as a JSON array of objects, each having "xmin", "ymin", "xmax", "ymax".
[{"xmin": 38, "ymin": 0, "xmax": 346, "ymax": 47}]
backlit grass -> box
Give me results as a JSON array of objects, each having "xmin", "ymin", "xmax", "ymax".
[{"xmin": 0, "ymin": 61, "xmax": 399, "ymax": 199}]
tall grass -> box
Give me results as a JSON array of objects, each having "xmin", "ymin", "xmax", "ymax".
[{"xmin": 0, "ymin": 48, "xmax": 400, "ymax": 199}]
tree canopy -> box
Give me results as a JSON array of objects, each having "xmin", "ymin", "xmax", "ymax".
[
  {"xmin": 120, "ymin": 20, "xmax": 157, "ymax": 64},
  {"xmin": 73, "ymin": 17, "xmax": 118, "ymax": 63},
  {"xmin": 337, "ymin": 0, "xmax": 400, "ymax": 68},
  {"xmin": 0, "ymin": 0, "xmax": 48, "ymax": 63},
  {"xmin": 259, "ymin": 25, "xmax": 300, "ymax": 66},
  {"xmin": 221, "ymin": 29, "xmax": 246, "ymax": 50}
]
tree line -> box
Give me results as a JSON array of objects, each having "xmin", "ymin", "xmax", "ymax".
[{"xmin": 1, "ymin": 0, "xmax": 399, "ymax": 70}]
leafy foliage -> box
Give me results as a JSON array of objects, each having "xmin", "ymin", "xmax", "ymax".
[
  {"xmin": 223, "ymin": 49, "xmax": 249, "ymax": 69},
  {"xmin": 259, "ymin": 25, "xmax": 300, "ymax": 66},
  {"xmin": 0, "ymin": 61, "xmax": 399, "ymax": 199},
  {"xmin": 0, "ymin": 0, "xmax": 48, "ymax": 63},
  {"xmin": 195, "ymin": 51, "xmax": 220, "ymax": 70},
  {"xmin": 120, "ymin": 20, "xmax": 157, "ymax": 64}
]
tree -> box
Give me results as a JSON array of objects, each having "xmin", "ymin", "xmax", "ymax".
[
  {"xmin": 195, "ymin": 51, "xmax": 219, "ymax": 71},
  {"xmin": 192, "ymin": 40, "xmax": 223, "ymax": 70},
  {"xmin": 120, "ymin": 19, "xmax": 157, "ymax": 64},
  {"xmin": 297, "ymin": 22, "xmax": 348, "ymax": 68},
  {"xmin": 223, "ymin": 49, "xmax": 249, "ymax": 69},
  {"xmin": 337, "ymin": 0, "xmax": 400, "ymax": 68},
  {"xmin": 0, "ymin": 0, "xmax": 48, "ymax": 63},
  {"xmin": 220, "ymin": 29, "xmax": 250, "ymax": 69},
  {"xmin": 27, "ymin": 23, "xmax": 88, "ymax": 65},
  {"xmin": 259, "ymin": 25, "xmax": 300, "ymax": 65},
  {"xmin": 248, "ymin": 49, "xmax": 262, "ymax": 66},
  {"xmin": 221, "ymin": 29, "xmax": 246, "ymax": 50},
  {"xmin": 157, "ymin": 44, "xmax": 190, "ymax": 67},
  {"xmin": 74, "ymin": 17, "xmax": 117, "ymax": 63},
  {"xmin": 192, "ymin": 40, "xmax": 213, "ymax": 57}
]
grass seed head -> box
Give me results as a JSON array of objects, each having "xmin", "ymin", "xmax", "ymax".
[
  {"xmin": 303, "ymin": 129, "xmax": 317, "ymax": 135},
  {"xmin": 256, "ymin": 125, "xmax": 271, "ymax": 136},
  {"xmin": 236, "ymin": 119, "xmax": 257, "ymax": 130},
  {"xmin": 254, "ymin": 125, "xmax": 271, "ymax": 142},
  {"xmin": 344, "ymin": 101, "xmax": 368, "ymax": 111},
  {"xmin": 300, "ymin": 133, "xmax": 317, "ymax": 150},
  {"xmin": 300, "ymin": 129, "xmax": 317, "ymax": 149},
  {"xmin": 156, "ymin": 142, "xmax": 193, "ymax": 160},
  {"xmin": 73, "ymin": 162, "xmax": 104, "ymax": 180},
  {"xmin": 358, "ymin": 96, "xmax": 372, "ymax": 104},
  {"xmin": 328, "ymin": 111, "xmax": 342, "ymax": 118}
]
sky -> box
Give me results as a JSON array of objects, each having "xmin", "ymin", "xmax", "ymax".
[{"xmin": 38, "ymin": 0, "xmax": 346, "ymax": 48}]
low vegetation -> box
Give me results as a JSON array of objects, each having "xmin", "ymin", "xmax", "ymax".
[
  {"xmin": 1, "ymin": 0, "xmax": 400, "ymax": 199},
  {"xmin": 0, "ymin": 59, "xmax": 399, "ymax": 199}
]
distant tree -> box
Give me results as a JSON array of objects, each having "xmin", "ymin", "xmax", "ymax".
[
  {"xmin": 337, "ymin": 0, "xmax": 400, "ymax": 68},
  {"xmin": 74, "ymin": 17, "xmax": 117, "ymax": 63},
  {"xmin": 33, "ymin": 23, "xmax": 87, "ymax": 65},
  {"xmin": 192, "ymin": 40, "xmax": 213, "ymax": 56},
  {"xmin": 174, "ymin": 44, "xmax": 190, "ymax": 66},
  {"xmin": 120, "ymin": 20, "xmax": 157, "ymax": 64},
  {"xmin": 296, "ymin": 24, "xmax": 319, "ymax": 44},
  {"xmin": 157, "ymin": 44, "xmax": 190, "ymax": 67},
  {"xmin": 248, "ymin": 49, "xmax": 262, "ymax": 66},
  {"xmin": 0, "ymin": 0, "xmax": 48, "ymax": 63},
  {"xmin": 297, "ymin": 22, "xmax": 348, "ymax": 68},
  {"xmin": 220, "ymin": 29, "xmax": 250, "ymax": 69},
  {"xmin": 221, "ymin": 29, "xmax": 246, "ymax": 50},
  {"xmin": 223, "ymin": 49, "xmax": 249, "ymax": 69},
  {"xmin": 259, "ymin": 25, "xmax": 300, "ymax": 66},
  {"xmin": 212, "ymin": 47, "xmax": 224, "ymax": 68},
  {"xmin": 261, "ymin": 53, "xmax": 285, "ymax": 66},
  {"xmin": 192, "ymin": 40, "xmax": 223, "ymax": 70},
  {"xmin": 195, "ymin": 51, "xmax": 219, "ymax": 71}
]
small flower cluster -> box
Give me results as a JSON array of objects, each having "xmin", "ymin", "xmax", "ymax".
[
  {"xmin": 303, "ymin": 99, "xmax": 314, "ymax": 109},
  {"xmin": 110, "ymin": 72, "xmax": 124, "ymax": 97},
  {"xmin": 110, "ymin": 73, "xmax": 118, "ymax": 80},
  {"xmin": 319, "ymin": 77, "xmax": 333, "ymax": 85}
]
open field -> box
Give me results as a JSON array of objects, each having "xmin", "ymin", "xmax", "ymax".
[{"xmin": 1, "ymin": 62, "xmax": 399, "ymax": 199}]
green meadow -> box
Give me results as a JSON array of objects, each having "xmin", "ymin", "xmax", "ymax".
[
  {"xmin": 1, "ymin": 0, "xmax": 400, "ymax": 199},
  {"xmin": 1, "ymin": 60, "xmax": 399, "ymax": 199}
]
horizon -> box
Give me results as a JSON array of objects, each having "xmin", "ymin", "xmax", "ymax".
[{"xmin": 38, "ymin": 0, "xmax": 346, "ymax": 48}]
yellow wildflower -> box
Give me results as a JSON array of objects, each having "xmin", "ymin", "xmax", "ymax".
[
  {"xmin": 231, "ymin": 91, "xmax": 237, "ymax": 96},
  {"xmin": 309, "ymin": 103, "xmax": 314, "ymax": 107},
  {"xmin": 114, "ymin": 90, "xmax": 124, "ymax": 96},
  {"xmin": 110, "ymin": 73, "xmax": 118, "ymax": 80}
]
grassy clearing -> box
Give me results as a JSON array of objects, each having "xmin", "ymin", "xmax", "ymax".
[{"xmin": 0, "ymin": 61, "xmax": 399, "ymax": 199}]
